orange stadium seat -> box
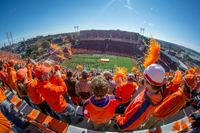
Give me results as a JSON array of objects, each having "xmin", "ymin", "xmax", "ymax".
[
  {"xmin": 29, "ymin": 121, "xmax": 56, "ymax": 133},
  {"xmin": 48, "ymin": 118, "xmax": 68, "ymax": 133},
  {"xmin": 26, "ymin": 109, "xmax": 40, "ymax": 120},
  {"xmin": 9, "ymin": 95, "xmax": 22, "ymax": 107}
]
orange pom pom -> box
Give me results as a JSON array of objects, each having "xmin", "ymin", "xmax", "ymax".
[
  {"xmin": 186, "ymin": 67, "xmax": 198, "ymax": 75},
  {"xmin": 188, "ymin": 117, "xmax": 193, "ymax": 124},
  {"xmin": 113, "ymin": 67, "xmax": 127, "ymax": 81},
  {"xmin": 143, "ymin": 38, "xmax": 160, "ymax": 68},
  {"xmin": 172, "ymin": 70, "xmax": 183, "ymax": 85},
  {"xmin": 172, "ymin": 121, "xmax": 180, "ymax": 131},
  {"xmin": 76, "ymin": 64, "xmax": 83, "ymax": 70},
  {"xmin": 181, "ymin": 120, "xmax": 188, "ymax": 130},
  {"xmin": 132, "ymin": 67, "xmax": 138, "ymax": 73}
]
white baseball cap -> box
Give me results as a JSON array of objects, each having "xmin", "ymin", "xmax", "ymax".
[{"xmin": 144, "ymin": 64, "xmax": 165, "ymax": 86}]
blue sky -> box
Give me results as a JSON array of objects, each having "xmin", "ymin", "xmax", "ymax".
[{"xmin": 0, "ymin": 0, "xmax": 200, "ymax": 51}]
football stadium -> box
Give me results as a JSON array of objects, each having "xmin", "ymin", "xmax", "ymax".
[{"xmin": 0, "ymin": 0, "xmax": 200, "ymax": 133}]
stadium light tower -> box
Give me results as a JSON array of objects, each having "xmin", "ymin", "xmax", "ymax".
[
  {"xmin": 74, "ymin": 26, "xmax": 79, "ymax": 32},
  {"xmin": 140, "ymin": 28, "xmax": 145, "ymax": 36},
  {"xmin": 77, "ymin": 26, "xmax": 79, "ymax": 32},
  {"xmin": 74, "ymin": 26, "xmax": 76, "ymax": 32},
  {"xmin": 6, "ymin": 32, "xmax": 11, "ymax": 46},
  {"xmin": 10, "ymin": 32, "xmax": 14, "ymax": 45}
]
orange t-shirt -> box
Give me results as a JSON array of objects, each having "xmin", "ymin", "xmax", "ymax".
[
  {"xmin": 0, "ymin": 87, "xmax": 6, "ymax": 103},
  {"xmin": 83, "ymin": 95, "xmax": 121, "ymax": 124},
  {"xmin": 116, "ymin": 82, "xmax": 137, "ymax": 104},
  {"xmin": 26, "ymin": 79, "xmax": 44, "ymax": 105},
  {"xmin": 37, "ymin": 80, "xmax": 67, "ymax": 113},
  {"xmin": 154, "ymin": 88, "xmax": 188, "ymax": 120},
  {"xmin": 0, "ymin": 71, "xmax": 7, "ymax": 83},
  {"xmin": 50, "ymin": 76, "xmax": 67, "ymax": 93},
  {"xmin": 0, "ymin": 112, "xmax": 12, "ymax": 133},
  {"xmin": 7, "ymin": 67, "xmax": 17, "ymax": 90},
  {"xmin": 116, "ymin": 89, "xmax": 162, "ymax": 131},
  {"xmin": 163, "ymin": 82, "xmax": 180, "ymax": 98}
]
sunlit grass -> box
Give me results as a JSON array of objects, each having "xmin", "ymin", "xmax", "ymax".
[{"xmin": 62, "ymin": 54, "xmax": 137, "ymax": 72}]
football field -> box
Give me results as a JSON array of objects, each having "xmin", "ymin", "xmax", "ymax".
[{"xmin": 62, "ymin": 54, "xmax": 138, "ymax": 72}]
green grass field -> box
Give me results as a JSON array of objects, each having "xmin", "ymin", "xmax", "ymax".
[{"xmin": 62, "ymin": 54, "xmax": 138, "ymax": 72}]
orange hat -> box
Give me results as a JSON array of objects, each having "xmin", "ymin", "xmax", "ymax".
[
  {"xmin": 16, "ymin": 68, "xmax": 28, "ymax": 81},
  {"xmin": 54, "ymin": 65, "xmax": 61, "ymax": 71},
  {"xmin": 183, "ymin": 74, "xmax": 197, "ymax": 90},
  {"xmin": 34, "ymin": 65, "xmax": 52, "ymax": 78}
]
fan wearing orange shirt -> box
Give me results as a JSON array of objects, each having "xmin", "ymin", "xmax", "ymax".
[
  {"xmin": 83, "ymin": 76, "xmax": 121, "ymax": 130},
  {"xmin": 116, "ymin": 64, "xmax": 164, "ymax": 131},
  {"xmin": 16, "ymin": 67, "xmax": 57, "ymax": 118},
  {"xmin": 7, "ymin": 60, "xmax": 17, "ymax": 91},
  {"xmin": 35, "ymin": 65, "xmax": 75, "ymax": 123},
  {"xmin": 0, "ymin": 66, "xmax": 7, "ymax": 86},
  {"xmin": 115, "ymin": 74, "xmax": 137, "ymax": 114},
  {"xmin": 154, "ymin": 74, "xmax": 198, "ymax": 120},
  {"xmin": 116, "ymin": 74, "xmax": 137, "ymax": 103},
  {"xmin": 50, "ymin": 65, "xmax": 69, "ymax": 103},
  {"xmin": 50, "ymin": 65, "xmax": 66, "ymax": 87}
]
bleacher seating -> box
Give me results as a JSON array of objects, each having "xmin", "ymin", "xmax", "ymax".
[
  {"xmin": 4, "ymin": 89, "xmax": 69, "ymax": 133},
  {"xmin": 73, "ymin": 39, "xmax": 143, "ymax": 57}
]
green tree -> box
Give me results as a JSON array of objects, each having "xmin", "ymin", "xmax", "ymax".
[{"xmin": 41, "ymin": 41, "xmax": 50, "ymax": 49}]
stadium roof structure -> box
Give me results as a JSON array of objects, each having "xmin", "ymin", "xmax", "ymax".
[{"xmin": 162, "ymin": 51, "xmax": 188, "ymax": 70}]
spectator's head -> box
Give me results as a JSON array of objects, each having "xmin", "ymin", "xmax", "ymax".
[
  {"xmin": 54, "ymin": 65, "xmax": 61, "ymax": 71},
  {"xmin": 127, "ymin": 73, "xmax": 136, "ymax": 82},
  {"xmin": 0, "ymin": 66, "xmax": 2, "ymax": 71},
  {"xmin": 144, "ymin": 64, "xmax": 165, "ymax": 92},
  {"xmin": 103, "ymin": 71, "xmax": 112, "ymax": 80},
  {"xmin": 67, "ymin": 70, "xmax": 73, "ymax": 78},
  {"xmin": 91, "ymin": 76, "xmax": 109, "ymax": 97},
  {"xmin": 33, "ymin": 65, "xmax": 52, "ymax": 81},
  {"xmin": 183, "ymin": 74, "xmax": 197, "ymax": 91},
  {"xmin": 8, "ymin": 60, "xmax": 15, "ymax": 67},
  {"xmin": 81, "ymin": 71, "xmax": 88, "ymax": 79},
  {"xmin": 96, "ymin": 72, "xmax": 101, "ymax": 76},
  {"xmin": 16, "ymin": 68, "xmax": 27, "ymax": 81}
]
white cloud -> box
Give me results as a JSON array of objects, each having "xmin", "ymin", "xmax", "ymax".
[
  {"xmin": 124, "ymin": 0, "xmax": 133, "ymax": 10},
  {"xmin": 124, "ymin": 5, "xmax": 133, "ymax": 10}
]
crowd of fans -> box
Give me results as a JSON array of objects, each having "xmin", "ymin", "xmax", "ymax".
[
  {"xmin": 0, "ymin": 58, "xmax": 200, "ymax": 132},
  {"xmin": 73, "ymin": 40, "xmax": 143, "ymax": 57},
  {"xmin": 80, "ymin": 30, "xmax": 139, "ymax": 41}
]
